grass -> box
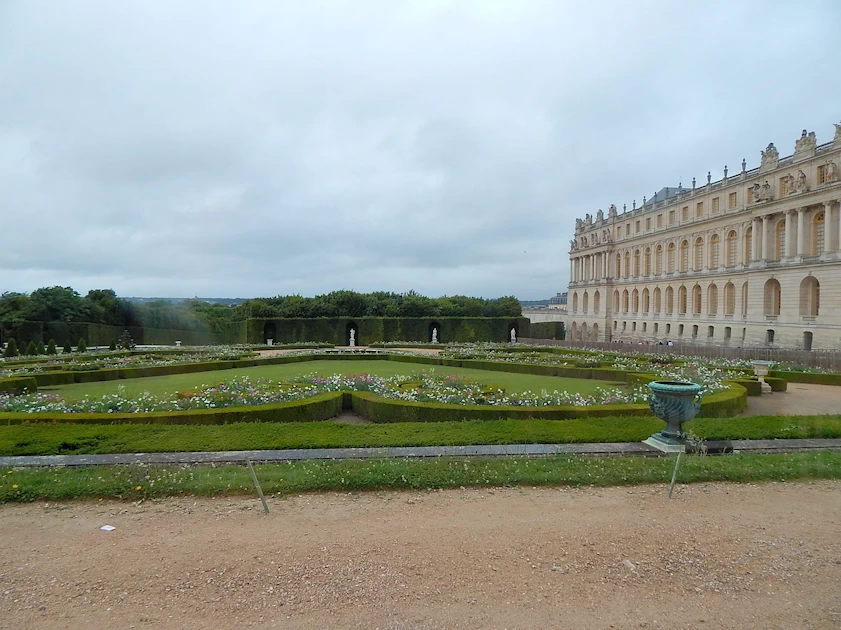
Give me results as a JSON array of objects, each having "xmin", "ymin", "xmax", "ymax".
[
  {"xmin": 2, "ymin": 452, "xmax": 840, "ymax": 502},
  {"xmin": 40, "ymin": 359, "xmax": 621, "ymax": 400},
  {"xmin": 2, "ymin": 415, "xmax": 840, "ymax": 456}
]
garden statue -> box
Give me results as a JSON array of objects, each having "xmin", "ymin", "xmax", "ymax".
[
  {"xmin": 431, "ymin": 328, "xmax": 438, "ymax": 344},
  {"xmin": 510, "ymin": 328, "xmax": 517, "ymax": 343},
  {"xmin": 349, "ymin": 329, "xmax": 356, "ymax": 347}
]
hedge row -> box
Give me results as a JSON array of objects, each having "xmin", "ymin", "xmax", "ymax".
[
  {"xmin": 0, "ymin": 377, "xmax": 38, "ymax": 395},
  {"xmin": 770, "ymin": 370, "xmax": 841, "ymax": 386},
  {"xmin": 0, "ymin": 392, "xmax": 343, "ymax": 426}
]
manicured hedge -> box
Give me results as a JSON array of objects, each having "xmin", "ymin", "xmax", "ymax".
[
  {"xmin": 732, "ymin": 379, "xmax": 763, "ymax": 396},
  {"xmin": 0, "ymin": 377, "xmax": 38, "ymax": 395},
  {"xmin": 0, "ymin": 392, "xmax": 343, "ymax": 426},
  {"xmin": 769, "ymin": 370, "xmax": 841, "ymax": 386}
]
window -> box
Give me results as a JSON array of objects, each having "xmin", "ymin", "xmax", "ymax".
[
  {"xmin": 670, "ymin": 210, "xmax": 677, "ymax": 224},
  {"xmin": 642, "ymin": 288, "xmax": 650, "ymax": 313},
  {"xmin": 657, "ymin": 214, "xmax": 663, "ymax": 228},
  {"xmin": 742, "ymin": 281, "xmax": 749, "ymax": 317},
  {"xmin": 633, "ymin": 250, "xmax": 640, "ymax": 277},
  {"xmin": 632, "ymin": 289, "xmax": 639, "ymax": 313},
  {"xmin": 747, "ymin": 187, "xmax": 754, "ymax": 203},
  {"xmin": 616, "ymin": 255, "xmax": 621, "ymax": 279},
  {"xmin": 665, "ymin": 286, "xmax": 674, "ymax": 314},
  {"xmin": 696, "ymin": 202, "xmax": 703, "ymax": 217},
  {"xmin": 813, "ymin": 212, "xmax": 825, "ymax": 255},
  {"xmin": 724, "ymin": 326, "xmax": 731, "ymax": 340},
  {"xmin": 712, "ymin": 197, "xmax": 720, "ymax": 213},
  {"xmin": 654, "ymin": 323, "xmax": 659, "ymax": 334},
  {"xmin": 572, "ymin": 293, "xmax": 578, "ymax": 313},
  {"xmin": 799, "ymin": 277, "xmax": 820, "ymax": 317},
  {"xmin": 678, "ymin": 286, "xmax": 687, "ymax": 314},
  {"xmin": 632, "ymin": 322, "xmax": 637, "ymax": 331},
  {"xmin": 694, "ymin": 237, "xmax": 704, "ymax": 271},
  {"xmin": 613, "ymin": 290, "xmax": 620, "ymax": 312},
  {"xmin": 642, "ymin": 322, "xmax": 647, "ymax": 332},
  {"xmin": 626, "ymin": 223, "xmax": 631, "ymax": 236},
  {"xmin": 766, "ymin": 329, "xmax": 775, "ymax": 344},
  {"xmin": 645, "ymin": 217, "xmax": 651, "ymax": 231},
  {"xmin": 667, "ymin": 243, "xmax": 676, "ymax": 273},
  {"xmin": 708, "ymin": 283, "xmax": 718, "ymax": 315},
  {"xmin": 681, "ymin": 206, "xmax": 688, "ymax": 221},
  {"xmin": 666, "ymin": 323, "xmax": 671, "ymax": 334},
  {"xmin": 623, "ymin": 289, "xmax": 629, "ymax": 313},
  {"xmin": 644, "ymin": 248, "xmax": 651, "ymax": 276},
  {"xmin": 582, "ymin": 291, "xmax": 588, "ymax": 313},
  {"xmin": 678, "ymin": 324, "xmax": 684, "ymax": 335},
  {"xmin": 708, "ymin": 326, "xmax": 714, "ymax": 338},
  {"xmin": 635, "ymin": 220, "xmax": 641, "ymax": 234},
  {"xmin": 726, "ymin": 231, "xmax": 737, "ymax": 267},
  {"xmin": 728, "ymin": 192, "xmax": 737, "ymax": 209},
  {"xmin": 594, "ymin": 291, "xmax": 600, "ymax": 314},
  {"xmin": 653, "ymin": 287, "xmax": 661, "ymax": 313},
  {"xmin": 776, "ymin": 221, "xmax": 786, "ymax": 260},
  {"xmin": 764, "ymin": 279, "xmax": 781, "ymax": 316},
  {"xmin": 818, "ymin": 165, "xmax": 827, "ymax": 185},
  {"xmin": 744, "ymin": 227, "xmax": 752, "ymax": 265},
  {"xmin": 724, "ymin": 282, "xmax": 736, "ymax": 315},
  {"xmin": 692, "ymin": 284, "xmax": 702, "ymax": 315},
  {"xmin": 692, "ymin": 325, "xmax": 699, "ymax": 338},
  {"xmin": 710, "ymin": 234, "xmax": 720, "ymax": 268},
  {"xmin": 613, "ymin": 321, "xmax": 618, "ymax": 330},
  {"xmin": 656, "ymin": 245, "xmax": 663, "ymax": 274},
  {"xmin": 680, "ymin": 241, "xmax": 689, "ymax": 272},
  {"xmin": 624, "ymin": 252, "xmax": 630, "ymax": 279}
]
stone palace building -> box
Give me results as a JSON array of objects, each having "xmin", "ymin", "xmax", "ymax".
[{"xmin": 567, "ymin": 122, "xmax": 841, "ymax": 349}]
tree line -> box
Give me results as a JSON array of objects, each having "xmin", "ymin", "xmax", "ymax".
[{"xmin": 0, "ymin": 287, "xmax": 522, "ymax": 334}]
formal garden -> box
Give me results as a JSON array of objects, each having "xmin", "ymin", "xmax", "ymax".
[{"xmin": 2, "ymin": 341, "xmax": 841, "ymax": 501}]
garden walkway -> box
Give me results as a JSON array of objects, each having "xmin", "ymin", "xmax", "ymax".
[{"xmin": 743, "ymin": 383, "xmax": 841, "ymax": 416}]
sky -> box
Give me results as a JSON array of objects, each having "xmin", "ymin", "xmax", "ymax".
[{"xmin": 2, "ymin": 1, "xmax": 840, "ymax": 300}]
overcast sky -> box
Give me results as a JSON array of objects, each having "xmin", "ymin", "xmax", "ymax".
[{"xmin": 2, "ymin": 1, "xmax": 840, "ymax": 300}]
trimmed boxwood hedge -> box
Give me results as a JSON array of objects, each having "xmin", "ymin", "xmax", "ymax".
[
  {"xmin": 0, "ymin": 377, "xmax": 38, "ymax": 395},
  {"xmin": 770, "ymin": 370, "xmax": 841, "ymax": 386},
  {"xmin": 0, "ymin": 392, "xmax": 343, "ymax": 426}
]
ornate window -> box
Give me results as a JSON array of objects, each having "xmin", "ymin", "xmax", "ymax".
[
  {"xmin": 708, "ymin": 284, "xmax": 718, "ymax": 315},
  {"xmin": 813, "ymin": 212, "xmax": 825, "ymax": 255},
  {"xmin": 582, "ymin": 291, "xmax": 589, "ymax": 313},
  {"xmin": 656, "ymin": 245, "xmax": 663, "ymax": 275},
  {"xmin": 692, "ymin": 284, "xmax": 702, "ymax": 314},
  {"xmin": 724, "ymin": 282, "xmax": 736, "ymax": 315},
  {"xmin": 653, "ymin": 287, "xmax": 661, "ymax": 313},
  {"xmin": 728, "ymin": 192, "xmax": 737, "ymax": 209},
  {"xmin": 642, "ymin": 288, "xmax": 650, "ymax": 313},
  {"xmin": 572, "ymin": 292, "xmax": 578, "ymax": 313},
  {"xmin": 709, "ymin": 234, "xmax": 720, "ymax": 268},
  {"xmin": 644, "ymin": 248, "xmax": 651, "ymax": 276},
  {"xmin": 742, "ymin": 281, "xmax": 749, "ymax": 317},
  {"xmin": 764, "ymin": 279, "xmax": 781, "ymax": 316},
  {"xmin": 744, "ymin": 227, "xmax": 752, "ymax": 265},
  {"xmin": 615, "ymin": 254, "xmax": 621, "ymax": 279},
  {"xmin": 712, "ymin": 197, "xmax": 720, "ymax": 213},
  {"xmin": 726, "ymin": 230, "xmax": 737, "ymax": 267},
  {"xmin": 667, "ymin": 243, "xmax": 676, "ymax": 273},
  {"xmin": 678, "ymin": 286, "xmax": 687, "ymax": 314},
  {"xmin": 624, "ymin": 252, "xmax": 630, "ymax": 279},
  {"xmin": 680, "ymin": 241, "xmax": 689, "ymax": 272},
  {"xmin": 593, "ymin": 290, "xmax": 601, "ymax": 314},
  {"xmin": 665, "ymin": 287, "xmax": 674, "ymax": 314},
  {"xmin": 632, "ymin": 289, "xmax": 639, "ymax": 313},
  {"xmin": 694, "ymin": 237, "xmax": 704, "ymax": 271},
  {"xmin": 776, "ymin": 221, "xmax": 786, "ymax": 260},
  {"xmin": 613, "ymin": 290, "xmax": 620, "ymax": 312},
  {"xmin": 622, "ymin": 289, "xmax": 629, "ymax": 313},
  {"xmin": 633, "ymin": 250, "xmax": 640, "ymax": 277}
]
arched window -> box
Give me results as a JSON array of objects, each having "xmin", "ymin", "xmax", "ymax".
[
  {"xmin": 665, "ymin": 286, "xmax": 674, "ymax": 314},
  {"xmin": 633, "ymin": 250, "xmax": 641, "ymax": 278},
  {"xmin": 813, "ymin": 212, "xmax": 825, "ymax": 255},
  {"xmin": 642, "ymin": 288, "xmax": 650, "ymax": 313},
  {"xmin": 632, "ymin": 289, "xmax": 639, "ymax": 313},
  {"xmin": 709, "ymin": 234, "xmax": 720, "ymax": 269},
  {"xmin": 692, "ymin": 284, "xmax": 702, "ymax": 314},
  {"xmin": 799, "ymin": 277, "xmax": 820, "ymax": 317},
  {"xmin": 764, "ymin": 279, "xmax": 781, "ymax": 316},
  {"xmin": 708, "ymin": 283, "xmax": 718, "ymax": 315},
  {"xmin": 776, "ymin": 220, "xmax": 786, "ymax": 260},
  {"xmin": 593, "ymin": 290, "xmax": 601, "ymax": 314},
  {"xmin": 613, "ymin": 290, "xmax": 620, "ymax": 312},
  {"xmin": 644, "ymin": 248, "xmax": 651, "ymax": 276},
  {"xmin": 653, "ymin": 287, "xmax": 661, "ymax": 313},
  {"xmin": 741, "ymin": 281, "xmax": 749, "ymax": 317},
  {"xmin": 624, "ymin": 252, "xmax": 630, "ymax": 279},
  {"xmin": 592, "ymin": 322, "xmax": 600, "ymax": 341},
  {"xmin": 678, "ymin": 286, "xmax": 687, "ymax": 314},
  {"xmin": 744, "ymin": 227, "xmax": 752, "ymax": 265},
  {"xmin": 622, "ymin": 289, "xmax": 629, "ymax": 313},
  {"xmin": 726, "ymin": 230, "xmax": 737, "ymax": 267},
  {"xmin": 572, "ymin": 292, "xmax": 578, "ymax": 313},
  {"xmin": 582, "ymin": 291, "xmax": 589, "ymax": 313},
  {"xmin": 680, "ymin": 241, "xmax": 689, "ymax": 272},
  {"xmin": 694, "ymin": 237, "xmax": 704, "ymax": 271},
  {"xmin": 656, "ymin": 245, "xmax": 663, "ymax": 275},
  {"xmin": 570, "ymin": 322, "xmax": 577, "ymax": 340},
  {"xmin": 667, "ymin": 243, "xmax": 676, "ymax": 273},
  {"xmin": 615, "ymin": 254, "xmax": 621, "ymax": 279},
  {"xmin": 724, "ymin": 282, "xmax": 736, "ymax": 315}
]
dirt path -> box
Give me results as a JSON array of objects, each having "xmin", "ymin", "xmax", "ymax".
[
  {"xmin": 743, "ymin": 383, "xmax": 841, "ymax": 416},
  {"xmin": 2, "ymin": 482, "xmax": 840, "ymax": 629}
]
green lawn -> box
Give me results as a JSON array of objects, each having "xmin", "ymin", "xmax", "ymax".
[{"xmin": 41, "ymin": 359, "xmax": 622, "ymax": 400}]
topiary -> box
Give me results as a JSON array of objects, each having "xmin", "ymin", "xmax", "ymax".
[
  {"xmin": 117, "ymin": 329, "xmax": 136, "ymax": 351},
  {"xmin": 3, "ymin": 338, "xmax": 19, "ymax": 358},
  {"xmin": 46, "ymin": 339, "xmax": 57, "ymax": 355},
  {"xmin": 109, "ymin": 340, "xmax": 117, "ymax": 351},
  {"xmin": 36, "ymin": 340, "xmax": 46, "ymax": 355},
  {"xmin": 62, "ymin": 341, "xmax": 72, "ymax": 354},
  {"xmin": 25, "ymin": 340, "xmax": 38, "ymax": 356},
  {"xmin": 76, "ymin": 338, "xmax": 87, "ymax": 353}
]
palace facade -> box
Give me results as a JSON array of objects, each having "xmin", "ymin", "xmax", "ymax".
[{"xmin": 567, "ymin": 123, "xmax": 841, "ymax": 349}]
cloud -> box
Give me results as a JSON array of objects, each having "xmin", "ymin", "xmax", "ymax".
[{"xmin": 1, "ymin": 0, "xmax": 839, "ymax": 299}]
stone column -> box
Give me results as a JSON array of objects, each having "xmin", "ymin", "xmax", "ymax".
[
  {"xmin": 784, "ymin": 209, "xmax": 794, "ymax": 258},
  {"xmin": 761, "ymin": 215, "xmax": 771, "ymax": 260},
  {"xmin": 797, "ymin": 207, "xmax": 806, "ymax": 257},
  {"xmin": 825, "ymin": 201, "xmax": 835, "ymax": 252},
  {"xmin": 751, "ymin": 217, "xmax": 760, "ymax": 262},
  {"xmin": 836, "ymin": 201, "xmax": 841, "ymax": 253}
]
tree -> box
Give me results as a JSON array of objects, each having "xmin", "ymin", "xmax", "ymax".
[
  {"xmin": 25, "ymin": 340, "xmax": 37, "ymax": 356},
  {"xmin": 36, "ymin": 340, "xmax": 46, "ymax": 355},
  {"xmin": 109, "ymin": 340, "xmax": 117, "ymax": 351},
  {"xmin": 62, "ymin": 341, "xmax": 72, "ymax": 354},
  {"xmin": 76, "ymin": 338, "xmax": 87, "ymax": 352},
  {"xmin": 117, "ymin": 329, "xmax": 136, "ymax": 350},
  {"xmin": 85, "ymin": 289, "xmax": 124, "ymax": 326},
  {"xmin": 46, "ymin": 339, "xmax": 57, "ymax": 355},
  {"xmin": 3, "ymin": 338, "xmax": 19, "ymax": 358},
  {"xmin": 23, "ymin": 286, "xmax": 90, "ymax": 322}
]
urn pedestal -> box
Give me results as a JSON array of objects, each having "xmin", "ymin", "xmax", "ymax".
[
  {"xmin": 643, "ymin": 380, "xmax": 703, "ymax": 453},
  {"xmin": 751, "ymin": 360, "xmax": 773, "ymax": 393}
]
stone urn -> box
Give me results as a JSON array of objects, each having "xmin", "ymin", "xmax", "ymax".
[
  {"xmin": 751, "ymin": 360, "xmax": 773, "ymax": 393},
  {"xmin": 645, "ymin": 380, "xmax": 703, "ymax": 447}
]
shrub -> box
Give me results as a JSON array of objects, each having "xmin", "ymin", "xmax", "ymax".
[
  {"xmin": 46, "ymin": 339, "xmax": 57, "ymax": 355},
  {"xmin": 0, "ymin": 376, "xmax": 38, "ymax": 395},
  {"xmin": 3, "ymin": 338, "xmax": 19, "ymax": 358},
  {"xmin": 62, "ymin": 341, "xmax": 72, "ymax": 354},
  {"xmin": 77, "ymin": 338, "xmax": 87, "ymax": 353},
  {"xmin": 36, "ymin": 340, "xmax": 46, "ymax": 355},
  {"xmin": 117, "ymin": 329, "xmax": 136, "ymax": 350},
  {"xmin": 25, "ymin": 341, "xmax": 38, "ymax": 356},
  {"xmin": 109, "ymin": 341, "xmax": 117, "ymax": 351}
]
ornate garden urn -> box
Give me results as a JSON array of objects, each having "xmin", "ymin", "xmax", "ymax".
[
  {"xmin": 644, "ymin": 380, "xmax": 703, "ymax": 452},
  {"xmin": 751, "ymin": 360, "xmax": 773, "ymax": 393}
]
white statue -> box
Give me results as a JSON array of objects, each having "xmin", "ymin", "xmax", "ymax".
[
  {"xmin": 510, "ymin": 328, "xmax": 517, "ymax": 343},
  {"xmin": 796, "ymin": 169, "xmax": 807, "ymax": 193},
  {"xmin": 349, "ymin": 328, "xmax": 356, "ymax": 347},
  {"xmin": 431, "ymin": 328, "xmax": 438, "ymax": 344},
  {"xmin": 827, "ymin": 161, "xmax": 839, "ymax": 183}
]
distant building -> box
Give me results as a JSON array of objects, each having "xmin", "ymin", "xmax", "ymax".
[
  {"xmin": 548, "ymin": 292, "xmax": 567, "ymax": 308},
  {"xmin": 566, "ymin": 122, "xmax": 841, "ymax": 349}
]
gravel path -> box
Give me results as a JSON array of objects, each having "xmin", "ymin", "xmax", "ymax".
[{"xmin": 1, "ymin": 481, "xmax": 839, "ymax": 629}]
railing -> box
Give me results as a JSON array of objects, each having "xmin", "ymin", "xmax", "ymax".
[{"xmin": 519, "ymin": 338, "xmax": 841, "ymax": 370}]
